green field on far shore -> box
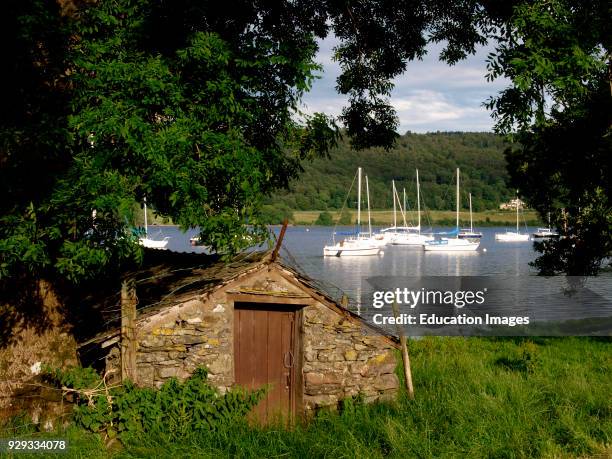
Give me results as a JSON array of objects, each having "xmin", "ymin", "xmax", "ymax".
[
  {"xmin": 134, "ymin": 206, "xmax": 542, "ymax": 228},
  {"xmin": 294, "ymin": 209, "xmax": 541, "ymax": 227}
]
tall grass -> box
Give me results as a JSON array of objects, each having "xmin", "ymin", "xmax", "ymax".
[
  {"xmin": 5, "ymin": 337, "xmax": 610, "ymax": 458},
  {"xmin": 117, "ymin": 337, "xmax": 611, "ymax": 458}
]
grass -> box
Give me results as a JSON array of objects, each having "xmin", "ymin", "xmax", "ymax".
[
  {"xmin": 0, "ymin": 421, "xmax": 107, "ymax": 459},
  {"xmin": 132, "ymin": 207, "xmax": 542, "ymax": 227},
  {"xmin": 295, "ymin": 209, "xmax": 542, "ymax": 227},
  {"xmin": 3, "ymin": 337, "xmax": 610, "ymax": 458}
]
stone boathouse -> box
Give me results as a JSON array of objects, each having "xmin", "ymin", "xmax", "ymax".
[{"xmin": 78, "ymin": 248, "xmax": 399, "ymax": 422}]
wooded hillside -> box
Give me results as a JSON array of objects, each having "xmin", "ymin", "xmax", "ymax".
[{"xmin": 266, "ymin": 132, "xmax": 511, "ymax": 212}]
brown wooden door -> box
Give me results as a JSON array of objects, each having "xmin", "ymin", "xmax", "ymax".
[{"xmin": 234, "ymin": 303, "xmax": 299, "ymax": 424}]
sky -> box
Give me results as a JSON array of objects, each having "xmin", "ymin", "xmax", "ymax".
[{"xmin": 301, "ymin": 35, "xmax": 509, "ymax": 134}]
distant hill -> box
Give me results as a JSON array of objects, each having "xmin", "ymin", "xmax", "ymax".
[{"xmin": 266, "ymin": 131, "xmax": 512, "ymax": 212}]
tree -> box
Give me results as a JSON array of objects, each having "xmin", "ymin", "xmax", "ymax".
[
  {"xmin": 1, "ymin": 0, "xmax": 340, "ymax": 282},
  {"xmin": 3, "ymin": 0, "xmax": 608, "ymax": 284},
  {"xmin": 259, "ymin": 205, "xmax": 294, "ymax": 225},
  {"xmin": 485, "ymin": 0, "xmax": 611, "ymax": 274},
  {"xmin": 315, "ymin": 211, "xmax": 334, "ymax": 226},
  {"xmin": 1, "ymin": 0, "xmax": 493, "ymax": 283},
  {"xmin": 264, "ymin": 132, "xmax": 511, "ymax": 212},
  {"xmin": 339, "ymin": 209, "xmax": 354, "ymax": 226}
]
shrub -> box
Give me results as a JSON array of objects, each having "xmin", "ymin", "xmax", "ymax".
[
  {"xmin": 259, "ymin": 204, "xmax": 294, "ymax": 224},
  {"xmin": 43, "ymin": 366, "xmax": 265, "ymax": 441},
  {"xmin": 338, "ymin": 209, "xmax": 353, "ymax": 225},
  {"xmin": 314, "ymin": 211, "xmax": 333, "ymax": 226}
]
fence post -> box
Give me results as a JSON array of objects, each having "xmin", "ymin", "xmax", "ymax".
[
  {"xmin": 391, "ymin": 301, "xmax": 414, "ymax": 399},
  {"xmin": 121, "ymin": 279, "xmax": 138, "ymax": 384}
]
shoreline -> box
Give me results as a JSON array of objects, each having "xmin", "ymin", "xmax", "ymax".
[{"xmin": 136, "ymin": 209, "xmax": 543, "ymax": 228}]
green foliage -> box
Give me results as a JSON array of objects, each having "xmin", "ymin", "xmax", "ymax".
[
  {"xmin": 43, "ymin": 366, "xmax": 265, "ymax": 441},
  {"xmin": 509, "ymin": 90, "xmax": 611, "ymax": 275},
  {"xmin": 42, "ymin": 365, "xmax": 102, "ymax": 390},
  {"xmin": 338, "ymin": 209, "xmax": 353, "ymax": 225},
  {"xmin": 485, "ymin": 0, "xmax": 611, "ymax": 274},
  {"xmin": 314, "ymin": 211, "xmax": 333, "ymax": 226},
  {"xmin": 108, "ymin": 337, "xmax": 611, "ymax": 459},
  {"xmin": 258, "ymin": 204, "xmax": 294, "ymax": 225},
  {"xmin": 267, "ymin": 132, "xmax": 512, "ymax": 212},
  {"xmin": 0, "ymin": 0, "xmax": 524, "ymax": 284},
  {"xmin": 485, "ymin": 1, "xmax": 607, "ymax": 135},
  {"xmin": 295, "ymin": 113, "xmax": 341, "ymax": 161},
  {"xmin": 0, "ymin": 0, "xmax": 340, "ymax": 282},
  {"xmin": 2, "ymin": 0, "xmax": 609, "ymax": 280}
]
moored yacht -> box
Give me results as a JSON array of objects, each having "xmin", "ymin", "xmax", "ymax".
[
  {"xmin": 323, "ymin": 238, "xmax": 382, "ymax": 256},
  {"xmin": 323, "ymin": 168, "xmax": 382, "ymax": 257},
  {"xmin": 495, "ymin": 231, "xmax": 530, "ymax": 242},
  {"xmin": 532, "ymin": 227, "xmax": 559, "ymax": 238},
  {"xmin": 458, "ymin": 193, "xmax": 482, "ymax": 239},
  {"xmin": 495, "ymin": 192, "xmax": 530, "ymax": 242},
  {"xmin": 532, "ymin": 213, "xmax": 558, "ymax": 238},
  {"xmin": 423, "ymin": 235, "xmax": 480, "ymax": 252},
  {"xmin": 391, "ymin": 169, "xmax": 435, "ymax": 246},
  {"xmin": 139, "ymin": 197, "xmax": 169, "ymax": 249},
  {"xmin": 423, "ymin": 168, "xmax": 480, "ymax": 252}
]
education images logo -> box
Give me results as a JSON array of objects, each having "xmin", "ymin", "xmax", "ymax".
[{"xmin": 370, "ymin": 287, "xmax": 530, "ymax": 327}]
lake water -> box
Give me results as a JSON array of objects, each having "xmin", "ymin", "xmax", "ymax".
[{"xmin": 150, "ymin": 225, "xmax": 540, "ymax": 300}]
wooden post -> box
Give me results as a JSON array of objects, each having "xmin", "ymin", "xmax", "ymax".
[
  {"xmin": 270, "ymin": 219, "xmax": 289, "ymax": 262},
  {"xmin": 121, "ymin": 279, "xmax": 138, "ymax": 384},
  {"xmin": 391, "ymin": 301, "xmax": 414, "ymax": 399}
]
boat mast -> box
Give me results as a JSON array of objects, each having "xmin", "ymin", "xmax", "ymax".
[
  {"xmin": 456, "ymin": 168, "xmax": 460, "ymax": 230},
  {"xmin": 357, "ymin": 167, "xmax": 362, "ymax": 234},
  {"xmin": 469, "ymin": 192, "xmax": 473, "ymax": 233},
  {"xmin": 416, "ymin": 169, "xmax": 421, "ymax": 234},
  {"xmin": 392, "ymin": 180, "xmax": 397, "ymax": 229},
  {"xmin": 402, "ymin": 188, "xmax": 407, "ymax": 227},
  {"xmin": 516, "ymin": 190, "xmax": 519, "ymax": 233},
  {"xmin": 144, "ymin": 196, "xmax": 148, "ymax": 237},
  {"xmin": 366, "ymin": 175, "xmax": 372, "ymax": 237}
]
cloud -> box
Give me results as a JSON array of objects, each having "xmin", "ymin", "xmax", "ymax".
[
  {"xmin": 301, "ymin": 36, "xmax": 509, "ymax": 133},
  {"xmin": 392, "ymin": 90, "xmax": 491, "ymax": 132}
]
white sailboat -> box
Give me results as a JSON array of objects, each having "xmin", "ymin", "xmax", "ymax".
[
  {"xmin": 377, "ymin": 181, "xmax": 413, "ymax": 244},
  {"xmin": 323, "ymin": 168, "xmax": 382, "ymax": 257},
  {"xmin": 458, "ymin": 193, "xmax": 483, "ymax": 239},
  {"xmin": 533, "ymin": 227, "xmax": 558, "ymax": 238},
  {"xmin": 495, "ymin": 192, "xmax": 530, "ymax": 241},
  {"xmin": 532, "ymin": 213, "xmax": 559, "ymax": 238},
  {"xmin": 424, "ymin": 168, "xmax": 480, "ymax": 252},
  {"xmin": 139, "ymin": 197, "xmax": 169, "ymax": 249},
  {"xmin": 391, "ymin": 169, "xmax": 434, "ymax": 245},
  {"xmin": 360, "ymin": 175, "xmax": 387, "ymax": 247}
]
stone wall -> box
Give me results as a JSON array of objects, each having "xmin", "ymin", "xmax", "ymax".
[
  {"xmin": 105, "ymin": 292, "xmax": 234, "ymax": 392},
  {"xmin": 303, "ymin": 302, "xmax": 399, "ymax": 413},
  {"xmin": 101, "ymin": 265, "xmax": 399, "ymax": 414}
]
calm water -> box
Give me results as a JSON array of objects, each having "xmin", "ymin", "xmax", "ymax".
[{"xmin": 149, "ymin": 225, "xmax": 540, "ymax": 299}]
